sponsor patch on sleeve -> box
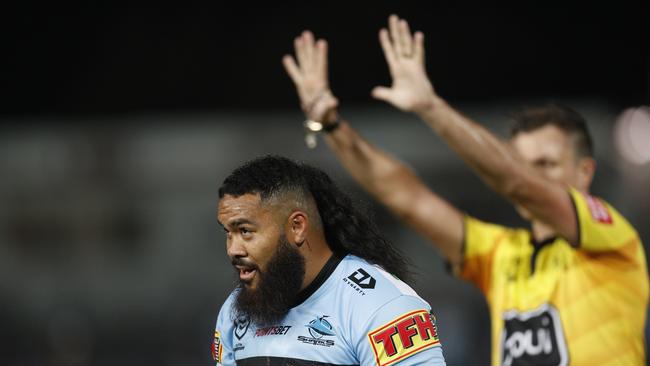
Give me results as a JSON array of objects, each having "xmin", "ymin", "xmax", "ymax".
[
  {"xmin": 367, "ymin": 309, "xmax": 441, "ymax": 366},
  {"xmin": 584, "ymin": 193, "xmax": 613, "ymax": 224},
  {"xmin": 211, "ymin": 330, "xmax": 223, "ymax": 364}
]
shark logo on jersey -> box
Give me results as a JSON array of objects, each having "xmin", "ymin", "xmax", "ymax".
[
  {"xmin": 501, "ymin": 304, "xmax": 568, "ymax": 366},
  {"xmin": 297, "ymin": 315, "xmax": 336, "ymax": 347},
  {"xmin": 306, "ymin": 315, "xmax": 336, "ymax": 338}
]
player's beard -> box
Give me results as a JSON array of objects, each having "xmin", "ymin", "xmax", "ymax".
[{"xmin": 233, "ymin": 234, "xmax": 305, "ymax": 326}]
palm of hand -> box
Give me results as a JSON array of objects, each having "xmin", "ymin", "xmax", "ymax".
[
  {"xmin": 388, "ymin": 61, "xmax": 434, "ymax": 112},
  {"xmin": 298, "ymin": 76, "xmax": 334, "ymax": 122},
  {"xmin": 298, "ymin": 76, "xmax": 327, "ymax": 107}
]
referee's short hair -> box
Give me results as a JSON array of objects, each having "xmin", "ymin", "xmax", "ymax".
[{"xmin": 509, "ymin": 103, "xmax": 594, "ymax": 159}]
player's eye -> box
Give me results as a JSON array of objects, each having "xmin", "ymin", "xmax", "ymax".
[
  {"xmin": 535, "ymin": 159, "xmax": 556, "ymax": 168},
  {"xmin": 221, "ymin": 227, "xmax": 232, "ymax": 240}
]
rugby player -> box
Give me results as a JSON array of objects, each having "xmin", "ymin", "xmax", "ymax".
[{"xmin": 213, "ymin": 156, "xmax": 446, "ymax": 365}]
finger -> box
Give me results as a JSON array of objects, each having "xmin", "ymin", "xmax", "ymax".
[
  {"xmin": 379, "ymin": 28, "xmax": 397, "ymax": 70},
  {"xmin": 388, "ymin": 14, "xmax": 403, "ymax": 57},
  {"xmin": 321, "ymin": 96, "xmax": 338, "ymax": 112},
  {"xmin": 303, "ymin": 31, "xmax": 315, "ymax": 71},
  {"xmin": 295, "ymin": 35, "xmax": 307, "ymax": 68},
  {"xmin": 413, "ymin": 31, "xmax": 425, "ymax": 64},
  {"xmin": 328, "ymin": 96, "xmax": 339, "ymax": 110},
  {"xmin": 282, "ymin": 55, "xmax": 302, "ymax": 84},
  {"xmin": 399, "ymin": 19, "xmax": 413, "ymax": 56},
  {"xmin": 316, "ymin": 39, "xmax": 328, "ymax": 79},
  {"xmin": 371, "ymin": 86, "xmax": 393, "ymax": 103}
]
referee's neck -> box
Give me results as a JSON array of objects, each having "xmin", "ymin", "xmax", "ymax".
[{"xmin": 531, "ymin": 221, "xmax": 557, "ymax": 243}]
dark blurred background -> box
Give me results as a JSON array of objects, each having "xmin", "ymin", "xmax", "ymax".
[{"xmin": 1, "ymin": 1, "xmax": 649, "ymax": 365}]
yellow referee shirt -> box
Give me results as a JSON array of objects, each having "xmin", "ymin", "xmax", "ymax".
[{"xmin": 461, "ymin": 188, "xmax": 648, "ymax": 366}]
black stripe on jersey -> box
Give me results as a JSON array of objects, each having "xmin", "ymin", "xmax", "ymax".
[
  {"xmin": 237, "ymin": 356, "xmax": 358, "ymax": 366},
  {"xmin": 529, "ymin": 236, "xmax": 556, "ymax": 275},
  {"xmin": 292, "ymin": 253, "xmax": 343, "ymax": 307},
  {"xmin": 567, "ymin": 190, "xmax": 581, "ymax": 248}
]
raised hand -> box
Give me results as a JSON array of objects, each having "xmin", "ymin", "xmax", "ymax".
[
  {"xmin": 372, "ymin": 15, "xmax": 438, "ymax": 114},
  {"xmin": 283, "ymin": 31, "xmax": 339, "ymax": 125}
]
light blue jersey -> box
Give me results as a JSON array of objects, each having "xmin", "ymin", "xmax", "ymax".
[{"xmin": 212, "ymin": 254, "xmax": 446, "ymax": 365}]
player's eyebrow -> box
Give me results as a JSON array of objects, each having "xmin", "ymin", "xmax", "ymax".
[
  {"xmin": 231, "ymin": 219, "xmax": 255, "ymax": 227},
  {"xmin": 219, "ymin": 218, "xmax": 256, "ymax": 229}
]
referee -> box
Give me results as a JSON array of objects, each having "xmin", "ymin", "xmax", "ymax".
[{"xmin": 283, "ymin": 15, "xmax": 648, "ymax": 366}]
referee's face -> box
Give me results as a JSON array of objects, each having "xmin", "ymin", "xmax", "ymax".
[{"xmin": 511, "ymin": 124, "xmax": 582, "ymax": 188}]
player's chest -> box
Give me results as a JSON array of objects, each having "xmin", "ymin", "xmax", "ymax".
[{"xmin": 230, "ymin": 310, "xmax": 355, "ymax": 364}]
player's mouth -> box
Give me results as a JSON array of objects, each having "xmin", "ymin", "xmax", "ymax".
[{"xmin": 235, "ymin": 265, "xmax": 257, "ymax": 283}]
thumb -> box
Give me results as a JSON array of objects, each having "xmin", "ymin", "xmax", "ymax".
[
  {"xmin": 325, "ymin": 96, "xmax": 339, "ymax": 110},
  {"xmin": 371, "ymin": 86, "xmax": 393, "ymax": 103}
]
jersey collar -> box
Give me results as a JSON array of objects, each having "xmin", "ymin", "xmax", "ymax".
[{"xmin": 292, "ymin": 253, "xmax": 343, "ymax": 307}]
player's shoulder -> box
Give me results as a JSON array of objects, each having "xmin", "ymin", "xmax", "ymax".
[
  {"xmin": 215, "ymin": 289, "xmax": 239, "ymax": 330},
  {"xmin": 335, "ymin": 257, "xmax": 445, "ymax": 365},
  {"xmin": 335, "ymin": 254, "xmax": 429, "ymax": 310}
]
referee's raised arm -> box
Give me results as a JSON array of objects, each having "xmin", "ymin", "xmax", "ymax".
[
  {"xmin": 282, "ymin": 30, "xmax": 465, "ymax": 267},
  {"xmin": 371, "ymin": 14, "xmax": 581, "ymax": 246}
]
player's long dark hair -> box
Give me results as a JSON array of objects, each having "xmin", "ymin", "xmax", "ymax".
[{"xmin": 218, "ymin": 155, "xmax": 412, "ymax": 283}]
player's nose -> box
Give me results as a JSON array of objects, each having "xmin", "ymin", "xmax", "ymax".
[{"xmin": 226, "ymin": 238, "xmax": 247, "ymax": 259}]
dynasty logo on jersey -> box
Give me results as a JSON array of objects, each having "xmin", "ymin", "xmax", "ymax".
[
  {"xmin": 501, "ymin": 304, "xmax": 568, "ymax": 366},
  {"xmin": 368, "ymin": 309, "xmax": 440, "ymax": 366},
  {"xmin": 343, "ymin": 268, "xmax": 377, "ymax": 296}
]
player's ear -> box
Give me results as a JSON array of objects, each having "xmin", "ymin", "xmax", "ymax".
[
  {"xmin": 577, "ymin": 157, "xmax": 596, "ymax": 191},
  {"xmin": 287, "ymin": 211, "xmax": 308, "ymax": 247}
]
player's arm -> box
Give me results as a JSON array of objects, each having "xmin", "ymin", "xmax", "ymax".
[
  {"xmin": 283, "ymin": 31, "xmax": 464, "ymax": 266},
  {"xmin": 371, "ymin": 15, "xmax": 578, "ymax": 245},
  {"xmin": 356, "ymin": 296, "xmax": 446, "ymax": 365},
  {"xmin": 213, "ymin": 297, "xmax": 236, "ymax": 366}
]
